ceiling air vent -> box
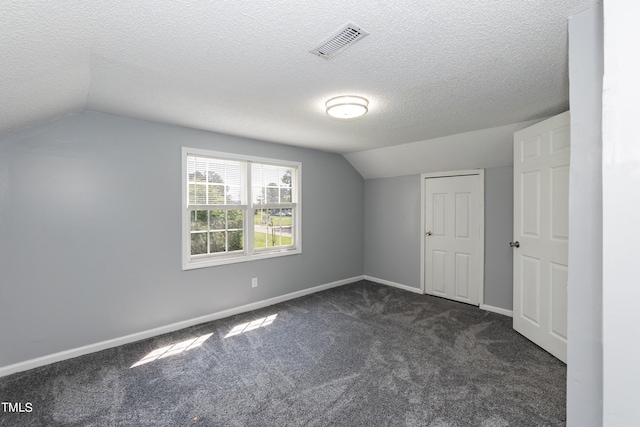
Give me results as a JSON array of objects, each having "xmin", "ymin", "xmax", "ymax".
[{"xmin": 309, "ymin": 22, "xmax": 369, "ymax": 59}]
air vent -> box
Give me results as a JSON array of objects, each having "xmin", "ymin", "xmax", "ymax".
[{"xmin": 309, "ymin": 22, "xmax": 369, "ymax": 60}]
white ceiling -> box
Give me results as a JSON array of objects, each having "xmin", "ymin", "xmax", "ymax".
[{"xmin": 1, "ymin": 0, "xmax": 596, "ymax": 155}]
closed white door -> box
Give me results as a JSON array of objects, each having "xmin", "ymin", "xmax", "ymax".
[
  {"xmin": 425, "ymin": 173, "xmax": 482, "ymax": 305},
  {"xmin": 513, "ymin": 111, "xmax": 570, "ymax": 363}
]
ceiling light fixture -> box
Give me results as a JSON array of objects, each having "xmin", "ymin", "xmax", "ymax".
[{"xmin": 325, "ymin": 95, "xmax": 369, "ymax": 119}]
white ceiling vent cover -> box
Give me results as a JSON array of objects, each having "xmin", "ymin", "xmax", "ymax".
[{"xmin": 309, "ymin": 23, "xmax": 369, "ymax": 59}]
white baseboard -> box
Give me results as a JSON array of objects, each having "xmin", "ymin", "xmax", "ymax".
[
  {"xmin": 0, "ymin": 276, "xmax": 362, "ymax": 378},
  {"xmin": 480, "ymin": 304, "xmax": 513, "ymax": 317},
  {"xmin": 364, "ymin": 276, "xmax": 512, "ymax": 317},
  {"xmin": 364, "ymin": 275, "xmax": 423, "ymax": 294}
]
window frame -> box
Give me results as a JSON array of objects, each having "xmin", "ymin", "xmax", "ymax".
[{"xmin": 182, "ymin": 147, "xmax": 302, "ymax": 270}]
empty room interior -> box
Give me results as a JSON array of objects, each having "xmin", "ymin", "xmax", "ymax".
[{"xmin": 1, "ymin": 1, "xmax": 638, "ymax": 426}]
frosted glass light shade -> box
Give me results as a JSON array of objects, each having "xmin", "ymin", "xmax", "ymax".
[{"xmin": 325, "ymin": 95, "xmax": 368, "ymax": 119}]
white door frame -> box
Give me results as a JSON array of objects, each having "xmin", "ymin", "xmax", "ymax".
[{"xmin": 420, "ymin": 169, "xmax": 485, "ymax": 306}]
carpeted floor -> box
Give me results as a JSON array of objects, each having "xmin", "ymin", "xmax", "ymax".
[{"xmin": 0, "ymin": 280, "xmax": 566, "ymax": 426}]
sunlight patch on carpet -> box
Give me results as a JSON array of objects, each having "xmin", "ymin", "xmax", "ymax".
[
  {"xmin": 224, "ymin": 314, "xmax": 278, "ymax": 338},
  {"xmin": 130, "ymin": 333, "xmax": 213, "ymax": 368}
]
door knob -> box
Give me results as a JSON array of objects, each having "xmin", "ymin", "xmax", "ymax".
[
  {"xmin": 426, "ymin": 231, "xmax": 432, "ymax": 236},
  {"xmin": 510, "ymin": 241, "xmax": 520, "ymax": 248}
]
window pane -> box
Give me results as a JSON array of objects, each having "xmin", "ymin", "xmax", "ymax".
[
  {"xmin": 209, "ymin": 232, "xmax": 226, "ymax": 253},
  {"xmin": 191, "ymin": 210, "xmax": 208, "ymax": 231},
  {"xmin": 188, "ymin": 183, "xmax": 196, "ymax": 204},
  {"xmin": 195, "ymin": 159, "xmax": 207, "ymax": 182},
  {"xmin": 254, "ymin": 209, "xmax": 266, "ymax": 226},
  {"xmin": 269, "ymin": 231, "xmax": 281, "ymax": 247},
  {"xmin": 280, "ymin": 169, "xmax": 293, "ymax": 187},
  {"xmin": 208, "ymin": 160, "xmax": 225, "ymax": 183},
  {"xmin": 195, "ymin": 184, "xmax": 207, "ymax": 204},
  {"xmin": 265, "ymin": 166, "xmax": 279, "ymax": 186},
  {"xmin": 187, "ymin": 157, "xmax": 196, "ymax": 182},
  {"xmin": 209, "ymin": 210, "xmax": 225, "ymax": 230},
  {"xmin": 228, "ymin": 210, "xmax": 243, "ymax": 229},
  {"xmin": 225, "ymin": 162, "xmax": 242, "ymax": 188},
  {"xmin": 227, "ymin": 186, "xmax": 242, "ymax": 205},
  {"xmin": 228, "ymin": 231, "xmax": 243, "ymax": 251},
  {"xmin": 281, "ymin": 188, "xmax": 291, "ymax": 202},
  {"xmin": 254, "ymin": 231, "xmax": 266, "ymax": 248},
  {"xmin": 266, "ymin": 186, "xmax": 279, "ymax": 203},
  {"xmin": 208, "ymin": 184, "xmax": 225, "ymax": 204},
  {"xmin": 281, "ymin": 210, "xmax": 293, "ymax": 244},
  {"xmin": 270, "ymin": 209, "xmax": 282, "ymax": 226},
  {"xmin": 252, "ymin": 186, "xmax": 265, "ymax": 205},
  {"xmin": 191, "ymin": 233, "xmax": 207, "ymax": 255},
  {"xmin": 254, "ymin": 209, "xmax": 267, "ymax": 248}
]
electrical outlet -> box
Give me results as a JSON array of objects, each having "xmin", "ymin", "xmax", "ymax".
[{"xmin": 252, "ymin": 277, "xmax": 258, "ymax": 288}]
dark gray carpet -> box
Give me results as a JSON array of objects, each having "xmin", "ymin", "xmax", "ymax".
[{"xmin": 0, "ymin": 280, "xmax": 566, "ymax": 426}]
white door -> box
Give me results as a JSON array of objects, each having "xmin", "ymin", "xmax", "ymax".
[
  {"xmin": 513, "ymin": 111, "xmax": 570, "ymax": 363},
  {"xmin": 424, "ymin": 173, "xmax": 483, "ymax": 305}
]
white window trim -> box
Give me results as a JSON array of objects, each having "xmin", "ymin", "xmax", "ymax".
[{"xmin": 182, "ymin": 147, "xmax": 302, "ymax": 270}]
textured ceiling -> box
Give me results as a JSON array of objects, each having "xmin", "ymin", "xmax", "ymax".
[{"xmin": 1, "ymin": 0, "xmax": 597, "ymax": 154}]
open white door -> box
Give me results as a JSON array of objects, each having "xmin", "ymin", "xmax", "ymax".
[
  {"xmin": 424, "ymin": 172, "xmax": 483, "ymax": 306},
  {"xmin": 513, "ymin": 111, "xmax": 570, "ymax": 363}
]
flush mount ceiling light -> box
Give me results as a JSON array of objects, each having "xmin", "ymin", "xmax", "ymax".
[{"xmin": 325, "ymin": 95, "xmax": 369, "ymax": 119}]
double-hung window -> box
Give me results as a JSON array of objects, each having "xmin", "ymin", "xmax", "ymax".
[{"xmin": 182, "ymin": 147, "xmax": 301, "ymax": 269}]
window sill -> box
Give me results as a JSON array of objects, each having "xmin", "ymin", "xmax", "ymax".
[{"xmin": 182, "ymin": 247, "xmax": 302, "ymax": 270}]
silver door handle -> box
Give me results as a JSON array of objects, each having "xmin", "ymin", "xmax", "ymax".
[
  {"xmin": 426, "ymin": 231, "xmax": 432, "ymax": 236},
  {"xmin": 510, "ymin": 241, "xmax": 520, "ymax": 248}
]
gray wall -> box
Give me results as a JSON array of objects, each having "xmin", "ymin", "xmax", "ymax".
[
  {"xmin": 484, "ymin": 166, "xmax": 514, "ymax": 310},
  {"xmin": 363, "ymin": 167, "xmax": 514, "ymax": 311},
  {"xmin": 567, "ymin": 4, "xmax": 603, "ymax": 426},
  {"xmin": 0, "ymin": 111, "xmax": 364, "ymax": 367},
  {"xmin": 364, "ymin": 175, "xmax": 421, "ymax": 288}
]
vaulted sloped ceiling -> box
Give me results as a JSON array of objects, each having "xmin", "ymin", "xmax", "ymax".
[{"xmin": 1, "ymin": 1, "xmax": 596, "ymax": 156}]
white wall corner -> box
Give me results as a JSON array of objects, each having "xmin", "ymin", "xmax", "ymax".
[
  {"xmin": 480, "ymin": 304, "xmax": 513, "ymax": 317},
  {"xmin": 364, "ymin": 275, "xmax": 423, "ymax": 294}
]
